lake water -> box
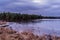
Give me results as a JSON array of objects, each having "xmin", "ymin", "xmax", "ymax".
[{"xmin": 7, "ymin": 19, "xmax": 60, "ymax": 36}]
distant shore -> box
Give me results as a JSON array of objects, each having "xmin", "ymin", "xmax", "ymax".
[
  {"xmin": 0, "ymin": 12, "xmax": 42, "ymax": 22},
  {"xmin": 0, "ymin": 12, "xmax": 60, "ymax": 22}
]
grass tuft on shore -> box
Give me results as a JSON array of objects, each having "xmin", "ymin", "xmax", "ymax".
[{"xmin": 0, "ymin": 26, "xmax": 60, "ymax": 40}]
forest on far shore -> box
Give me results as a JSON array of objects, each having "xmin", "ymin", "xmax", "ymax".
[
  {"xmin": 0, "ymin": 12, "xmax": 42, "ymax": 22},
  {"xmin": 0, "ymin": 12, "xmax": 60, "ymax": 22}
]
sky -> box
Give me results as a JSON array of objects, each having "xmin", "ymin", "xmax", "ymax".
[{"xmin": 0, "ymin": 0, "xmax": 60, "ymax": 16}]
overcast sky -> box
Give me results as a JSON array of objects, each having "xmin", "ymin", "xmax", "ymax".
[{"xmin": 0, "ymin": 0, "xmax": 60, "ymax": 16}]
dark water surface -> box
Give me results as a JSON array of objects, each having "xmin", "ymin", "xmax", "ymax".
[{"xmin": 7, "ymin": 19, "xmax": 60, "ymax": 36}]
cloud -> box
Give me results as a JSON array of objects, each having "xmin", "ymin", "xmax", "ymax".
[{"xmin": 0, "ymin": 0, "xmax": 60, "ymax": 16}]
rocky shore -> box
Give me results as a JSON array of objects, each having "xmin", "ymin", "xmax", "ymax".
[{"xmin": 0, "ymin": 26, "xmax": 60, "ymax": 40}]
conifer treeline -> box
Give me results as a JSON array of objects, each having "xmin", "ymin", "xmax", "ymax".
[{"xmin": 0, "ymin": 12, "xmax": 42, "ymax": 22}]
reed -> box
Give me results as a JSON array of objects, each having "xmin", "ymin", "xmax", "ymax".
[{"xmin": 0, "ymin": 27, "xmax": 60, "ymax": 40}]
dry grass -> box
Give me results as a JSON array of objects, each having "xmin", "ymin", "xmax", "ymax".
[{"xmin": 0, "ymin": 27, "xmax": 60, "ymax": 40}]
